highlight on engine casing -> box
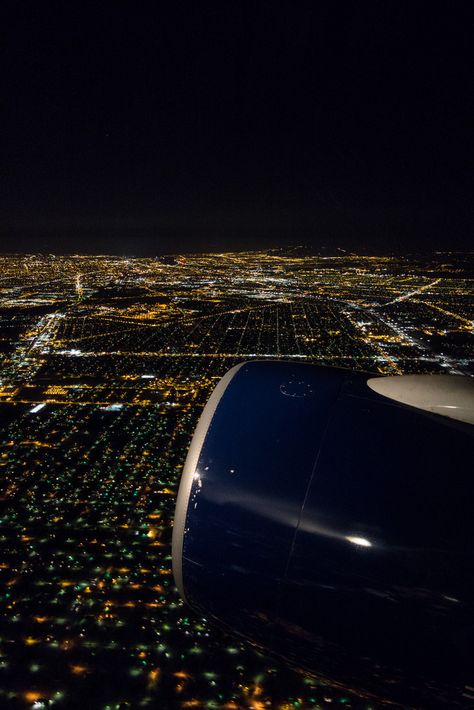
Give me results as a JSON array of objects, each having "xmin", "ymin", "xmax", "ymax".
[{"xmin": 172, "ymin": 361, "xmax": 474, "ymax": 709}]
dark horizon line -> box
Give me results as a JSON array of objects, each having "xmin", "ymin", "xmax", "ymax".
[{"xmin": 1, "ymin": 247, "xmax": 473, "ymax": 259}]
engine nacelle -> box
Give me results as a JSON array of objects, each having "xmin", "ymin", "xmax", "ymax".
[{"xmin": 172, "ymin": 361, "xmax": 474, "ymax": 708}]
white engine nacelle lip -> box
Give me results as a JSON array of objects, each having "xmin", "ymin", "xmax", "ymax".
[{"xmin": 171, "ymin": 363, "xmax": 246, "ymax": 602}]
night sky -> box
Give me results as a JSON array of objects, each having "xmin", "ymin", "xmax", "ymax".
[{"xmin": 2, "ymin": 2, "xmax": 473, "ymax": 255}]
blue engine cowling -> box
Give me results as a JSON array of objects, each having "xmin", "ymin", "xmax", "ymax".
[{"xmin": 172, "ymin": 361, "xmax": 474, "ymax": 708}]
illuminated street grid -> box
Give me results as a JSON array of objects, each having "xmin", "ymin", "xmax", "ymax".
[{"xmin": 0, "ymin": 251, "xmax": 472, "ymax": 709}]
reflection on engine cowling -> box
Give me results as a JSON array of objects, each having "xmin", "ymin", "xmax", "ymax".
[{"xmin": 172, "ymin": 361, "xmax": 474, "ymax": 709}]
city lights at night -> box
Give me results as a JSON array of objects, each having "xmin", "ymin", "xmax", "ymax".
[
  {"xmin": 2, "ymin": 0, "xmax": 473, "ymax": 705},
  {"xmin": 0, "ymin": 250, "xmax": 472, "ymax": 708}
]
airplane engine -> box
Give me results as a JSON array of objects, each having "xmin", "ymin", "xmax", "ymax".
[{"xmin": 172, "ymin": 361, "xmax": 474, "ymax": 708}]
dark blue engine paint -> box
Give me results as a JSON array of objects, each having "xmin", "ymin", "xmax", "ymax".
[{"xmin": 178, "ymin": 361, "xmax": 474, "ymax": 708}]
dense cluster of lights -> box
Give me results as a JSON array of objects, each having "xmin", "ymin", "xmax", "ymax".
[{"xmin": 0, "ymin": 250, "xmax": 472, "ymax": 708}]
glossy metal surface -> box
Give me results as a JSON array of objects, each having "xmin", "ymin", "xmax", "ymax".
[
  {"xmin": 368, "ymin": 373, "xmax": 474, "ymax": 425},
  {"xmin": 176, "ymin": 361, "xmax": 343, "ymax": 647},
  {"xmin": 173, "ymin": 362, "xmax": 474, "ymax": 708},
  {"xmin": 280, "ymin": 373, "xmax": 474, "ymax": 707},
  {"xmin": 172, "ymin": 362, "xmax": 245, "ymax": 601}
]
